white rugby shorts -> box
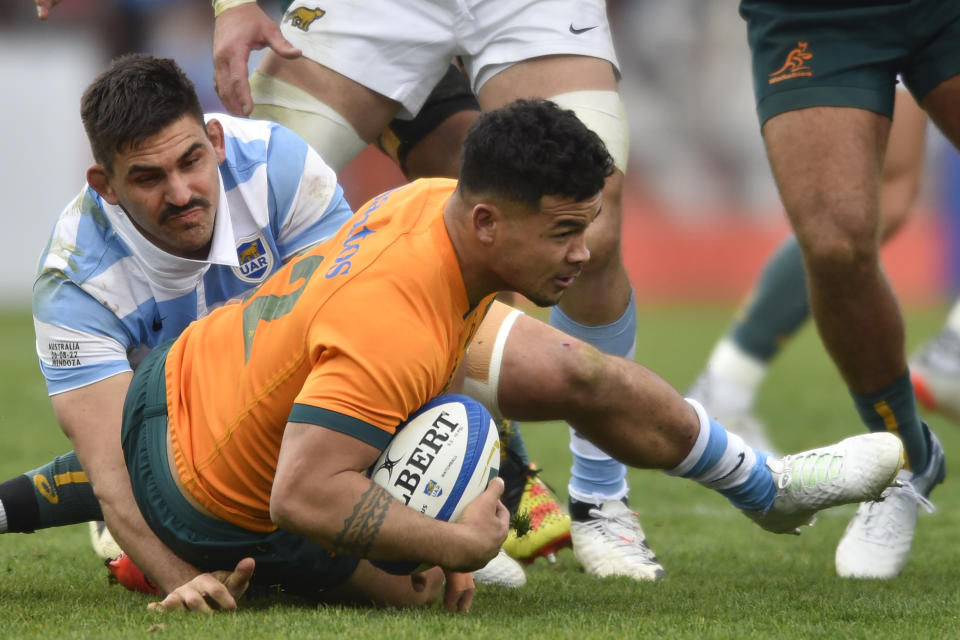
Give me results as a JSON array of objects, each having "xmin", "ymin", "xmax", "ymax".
[{"xmin": 279, "ymin": 0, "xmax": 620, "ymax": 118}]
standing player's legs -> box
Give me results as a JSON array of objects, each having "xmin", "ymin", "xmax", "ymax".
[
  {"xmin": 688, "ymin": 90, "xmax": 928, "ymax": 451},
  {"xmin": 761, "ymin": 106, "xmax": 944, "ymax": 578},
  {"xmin": 739, "ymin": 0, "xmax": 953, "ymax": 580},
  {"xmin": 247, "ymin": 2, "xmax": 460, "ymax": 173},
  {"xmin": 478, "ymin": 55, "xmax": 663, "ymax": 581},
  {"xmin": 763, "ymin": 107, "xmax": 906, "ymax": 422},
  {"xmin": 833, "ymin": 78, "xmax": 960, "ymax": 580}
]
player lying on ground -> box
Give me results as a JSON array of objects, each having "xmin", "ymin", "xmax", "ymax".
[
  {"xmin": 108, "ymin": 99, "xmax": 904, "ymax": 612},
  {"xmin": 0, "ymin": 54, "xmax": 537, "ymax": 594}
]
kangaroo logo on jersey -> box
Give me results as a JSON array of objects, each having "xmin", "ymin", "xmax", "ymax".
[
  {"xmin": 234, "ymin": 234, "xmax": 274, "ymax": 283},
  {"xmin": 284, "ymin": 6, "xmax": 326, "ymax": 31},
  {"xmin": 768, "ymin": 41, "xmax": 813, "ymax": 84}
]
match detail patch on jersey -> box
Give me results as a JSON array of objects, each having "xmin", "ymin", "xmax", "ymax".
[{"xmin": 234, "ymin": 234, "xmax": 274, "ymax": 283}]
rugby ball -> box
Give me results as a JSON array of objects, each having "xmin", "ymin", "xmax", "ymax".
[{"xmin": 370, "ymin": 394, "xmax": 500, "ymax": 523}]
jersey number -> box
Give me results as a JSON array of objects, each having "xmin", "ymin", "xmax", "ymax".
[{"xmin": 242, "ymin": 255, "xmax": 324, "ymax": 363}]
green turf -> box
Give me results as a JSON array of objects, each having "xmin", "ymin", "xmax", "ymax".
[{"xmin": 1, "ymin": 304, "xmax": 959, "ymax": 638}]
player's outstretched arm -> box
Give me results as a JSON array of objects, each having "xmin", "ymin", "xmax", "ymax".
[
  {"xmin": 213, "ymin": 1, "xmax": 301, "ymax": 116},
  {"xmin": 49, "ymin": 375, "xmax": 215, "ymax": 600},
  {"xmin": 272, "ymin": 422, "xmax": 509, "ymax": 573}
]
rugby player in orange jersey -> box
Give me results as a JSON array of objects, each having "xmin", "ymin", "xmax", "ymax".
[{"xmin": 113, "ymin": 99, "xmax": 902, "ymax": 613}]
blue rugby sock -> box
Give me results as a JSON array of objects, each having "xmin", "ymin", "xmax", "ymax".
[
  {"xmin": 668, "ymin": 399, "xmax": 777, "ymax": 512},
  {"xmin": 552, "ymin": 294, "xmax": 636, "ymax": 505}
]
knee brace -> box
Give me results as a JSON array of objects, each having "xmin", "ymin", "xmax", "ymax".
[
  {"xmin": 550, "ymin": 90, "xmax": 629, "ymax": 174},
  {"xmin": 249, "ymin": 70, "xmax": 368, "ymax": 172}
]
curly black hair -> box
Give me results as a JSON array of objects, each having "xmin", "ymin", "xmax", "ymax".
[
  {"xmin": 81, "ymin": 53, "xmax": 205, "ymax": 173},
  {"xmin": 458, "ymin": 99, "xmax": 614, "ymax": 208}
]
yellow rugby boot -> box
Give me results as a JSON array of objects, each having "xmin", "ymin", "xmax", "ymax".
[{"xmin": 502, "ymin": 463, "xmax": 572, "ymax": 563}]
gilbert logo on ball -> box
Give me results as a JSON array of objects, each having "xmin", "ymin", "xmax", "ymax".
[{"xmin": 371, "ymin": 394, "xmax": 500, "ymax": 522}]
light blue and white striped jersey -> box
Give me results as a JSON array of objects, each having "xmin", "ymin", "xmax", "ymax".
[{"xmin": 33, "ymin": 114, "xmax": 353, "ymax": 395}]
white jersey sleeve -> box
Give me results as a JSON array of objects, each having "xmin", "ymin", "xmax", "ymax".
[
  {"xmin": 32, "ymin": 188, "xmax": 140, "ymax": 394},
  {"xmin": 34, "ymin": 283, "xmax": 131, "ymax": 394}
]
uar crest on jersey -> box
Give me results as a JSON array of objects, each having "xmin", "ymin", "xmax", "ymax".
[{"xmin": 234, "ymin": 234, "xmax": 274, "ymax": 283}]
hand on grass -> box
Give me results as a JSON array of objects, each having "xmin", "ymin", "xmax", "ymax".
[
  {"xmin": 441, "ymin": 570, "xmax": 475, "ymax": 613},
  {"xmin": 148, "ymin": 558, "xmax": 255, "ymax": 613}
]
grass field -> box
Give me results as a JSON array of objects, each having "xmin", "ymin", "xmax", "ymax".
[{"xmin": 1, "ymin": 303, "xmax": 959, "ymax": 639}]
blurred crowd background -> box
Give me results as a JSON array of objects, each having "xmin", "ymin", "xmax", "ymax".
[{"xmin": 2, "ymin": 0, "xmax": 959, "ymax": 304}]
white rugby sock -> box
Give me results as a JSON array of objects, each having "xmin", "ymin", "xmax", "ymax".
[{"xmin": 704, "ymin": 338, "xmax": 767, "ymax": 415}]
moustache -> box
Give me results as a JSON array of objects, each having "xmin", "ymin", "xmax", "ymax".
[{"xmin": 160, "ymin": 198, "xmax": 211, "ymax": 224}]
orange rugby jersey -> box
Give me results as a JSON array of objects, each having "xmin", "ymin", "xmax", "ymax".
[{"xmin": 164, "ymin": 178, "xmax": 495, "ymax": 532}]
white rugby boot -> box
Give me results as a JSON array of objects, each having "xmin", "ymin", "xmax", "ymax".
[
  {"xmin": 472, "ymin": 548, "xmax": 527, "ymax": 588},
  {"xmin": 835, "ymin": 425, "xmax": 945, "ymax": 578},
  {"xmin": 910, "ymin": 327, "xmax": 960, "ymax": 423},
  {"xmin": 89, "ymin": 520, "xmax": 122, "ymax": 560},
  {"xmin": 743, "ymin": 432, "xmax": 904, "ymax": 534},
  {"xmin": 569, "ymin": 499, "xmax": 666, "ymax": 581}
]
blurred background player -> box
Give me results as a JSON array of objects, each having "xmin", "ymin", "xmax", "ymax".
[
  {"xmin": 212, "ymin": 0, "xmax": 664, "ymax": 581},
  {"xmin": 909, "ymin": 307, "xmax": 960, "ymax": 423}
]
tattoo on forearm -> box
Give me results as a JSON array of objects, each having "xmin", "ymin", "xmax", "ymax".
[{"xmin": 332, "ymin": 483, "xmax": 393, "ymax": 556}]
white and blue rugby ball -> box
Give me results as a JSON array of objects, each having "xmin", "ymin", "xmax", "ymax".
[{"xmin": 370, "ymin": 394, "xmax": 500, "ymax": 523}]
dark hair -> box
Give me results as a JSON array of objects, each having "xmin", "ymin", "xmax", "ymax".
[
  {"xmin": 458, "ymin": 99, "xmax": 614, "ymax": 208},
  {"xmin": 81, "ymin": 53, "xmax": 205, "ymax": 173}
]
